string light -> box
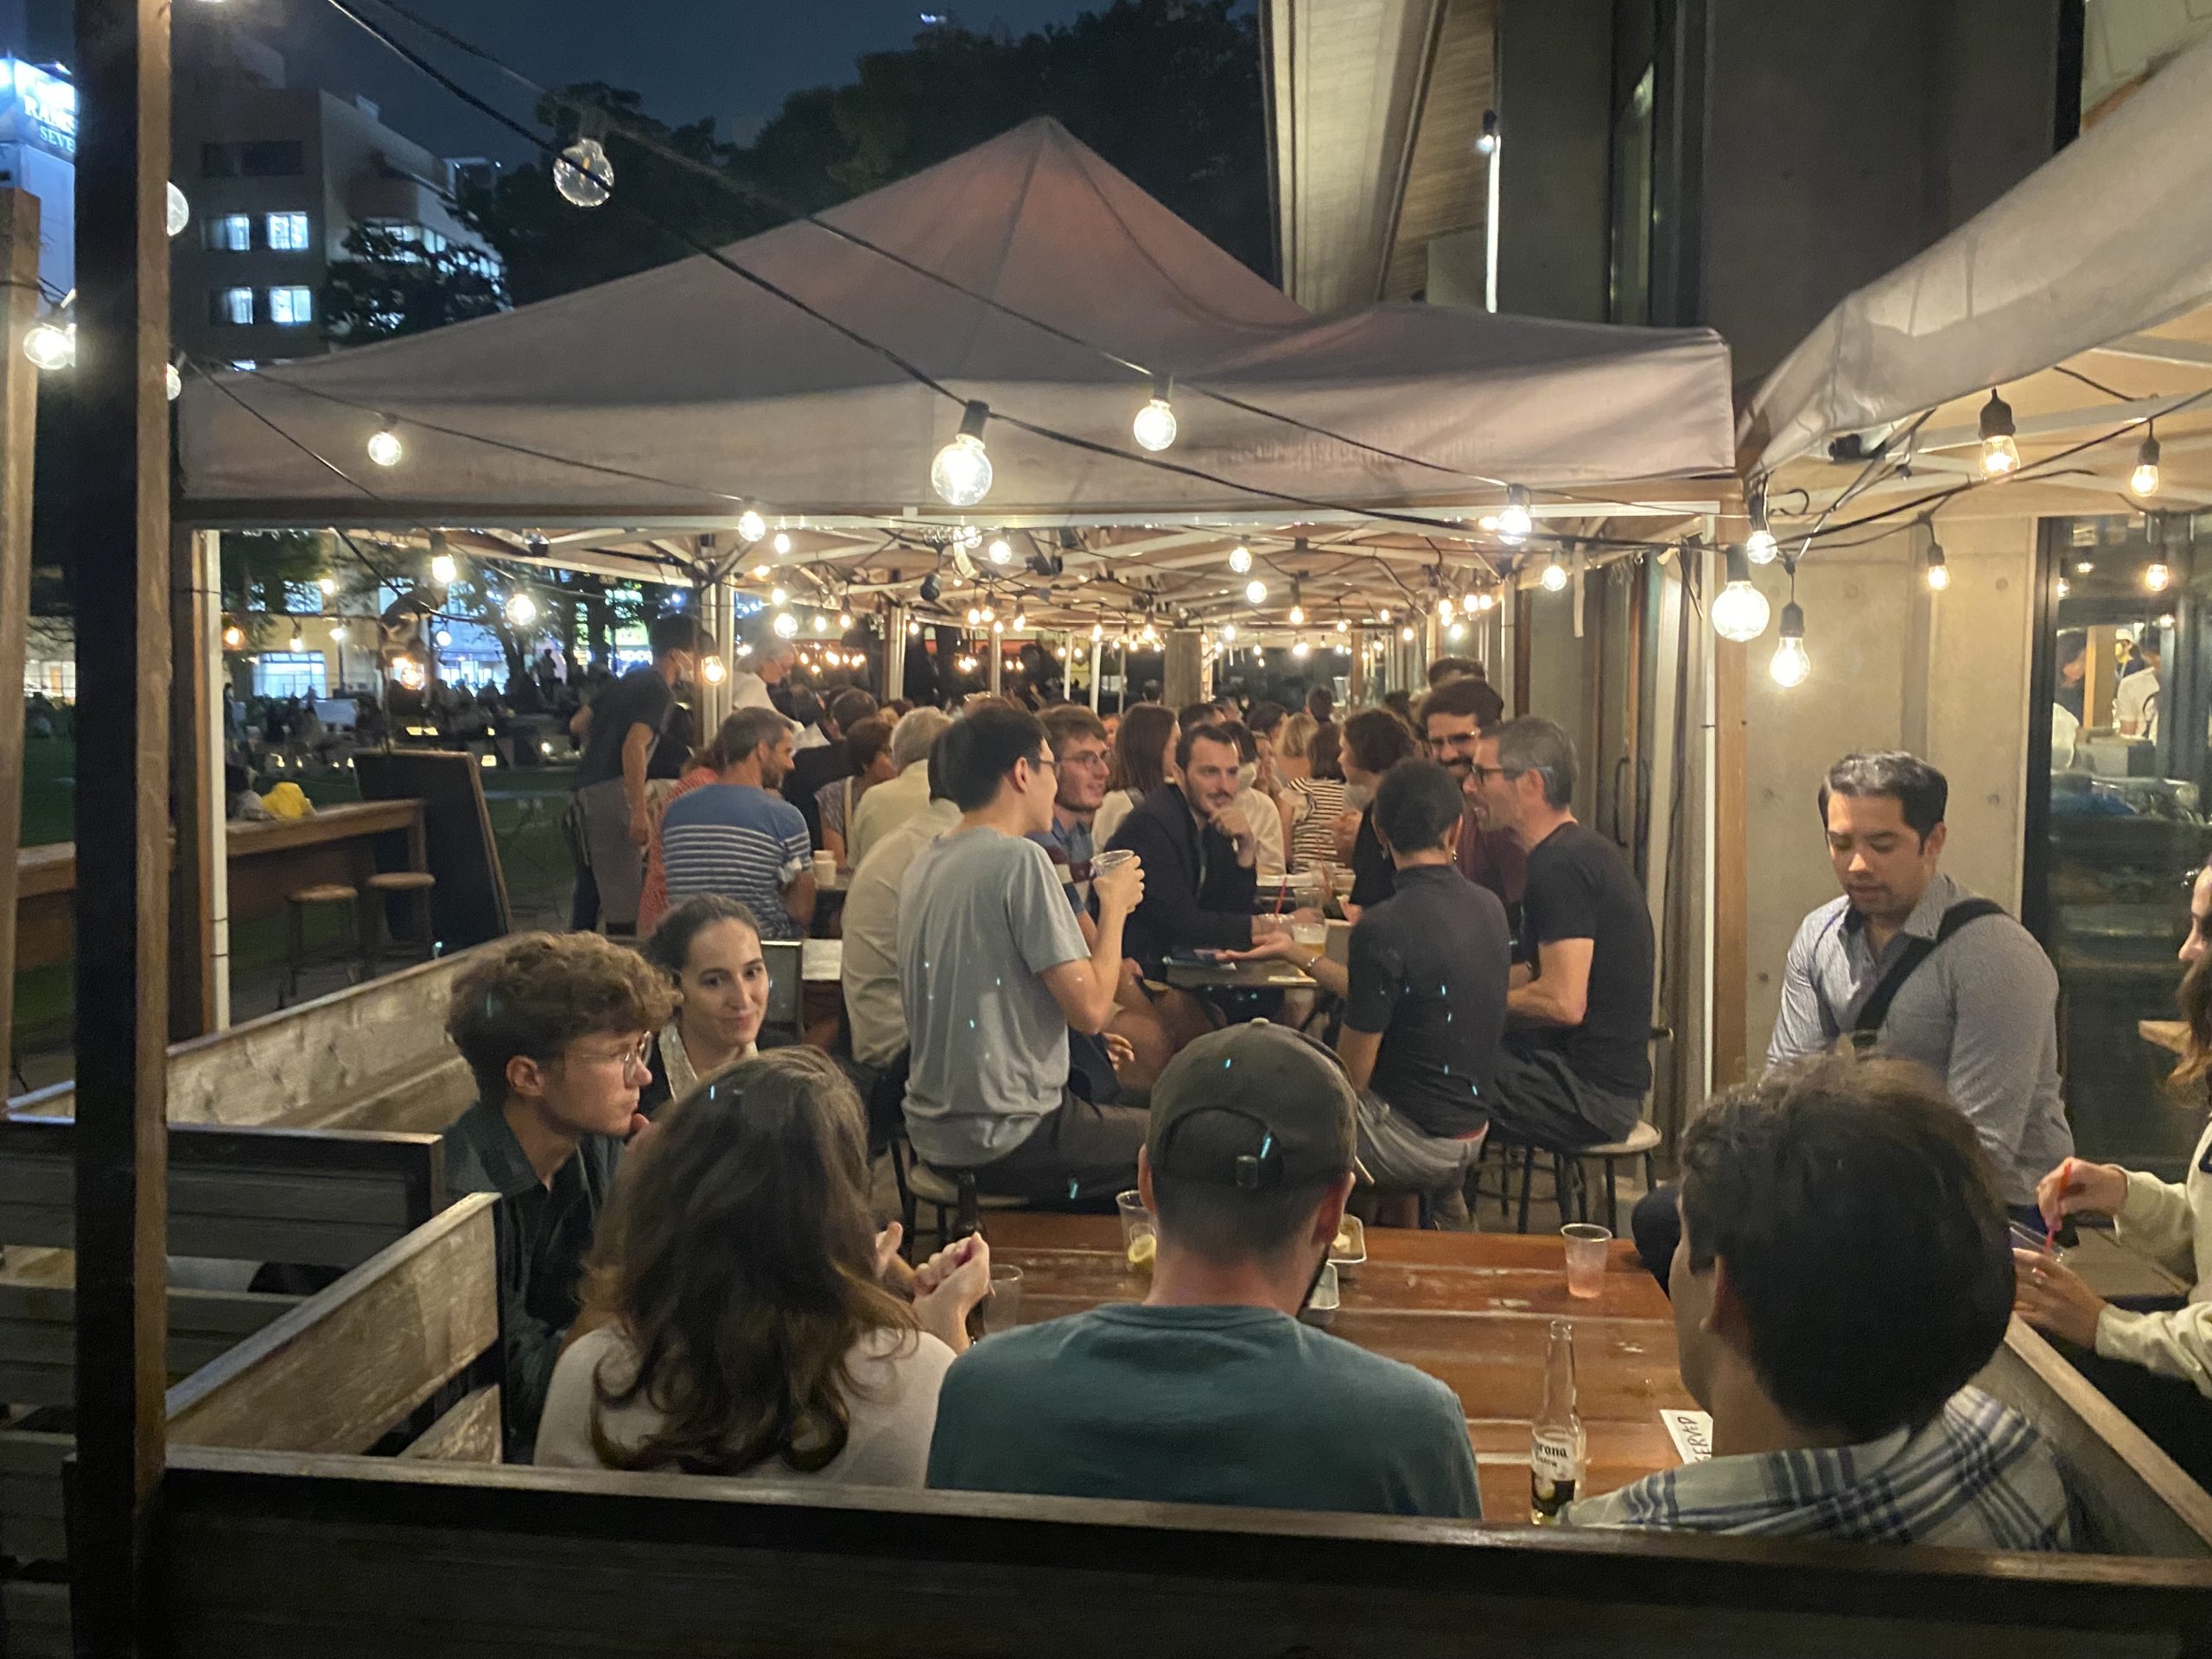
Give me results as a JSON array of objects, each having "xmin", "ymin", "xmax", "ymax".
[
  {"xmin": 2145, "ymin": 560, "xmax": 2172, "ymax": 594},
  {"xmin": 1012, "ymin": 610, "xmax": 1028, "ymax": 632},
  {"xmin": 1399, "ymin": 624, "xmax": 1415, "ymax": 642},
  {"xmin": 23, "ymin": 321, "xmax": 73, "ymax": 371},
  {"xmin": 431, "ymin": 550, "xmax": 456, "ymax": 585},
  {"xmin": 435, "ymin": 628, "xmax": 453, "ymax": 646},
  {"xmin": 1244, "ymin": 578, "xmax": 1267, "ymax": 605},
  {"xmin": 773, "ymin": 611, "xmax": 798, "ymax": 638},
  {"xmin": 1474, "ymin": 110, "xmax": 1499, "ymax": 156},
  {"xmin": 1220, "ymin": 621, "xmax": 1237, "ymax": 642},
  {"xmin": 289, "ymin": 627, "xmax": 305, "ymax": 652},
  {"xmin": 1770, "ymin": 601, "xmax": 1810, "ymax": 688},
  {"xmin": 1712, "ymin": 546, "xmax": 1771, "ymax": 642},
  {"xmin": 1091, "ymin": 623, "xmax": 1104, "ymax": 642},
  {"xmin": 839, "ymin": 611, "xmax": 854, "ymax": 629},
  {"xmin": 1924, "ymin": 540, "xmax": 1949, "ymax": 592},
  {"xmin": 966, "ymin": 607, "xmax": 982, "ymax": 625},
  {"xmin": 554, "ymin": 137, "xmax": 613, "ymax": 207},
  {"xmin": 738, "ymin": 507, "xmax": 767, "ymax": 543},
  {"xmin": 1978, "ymin": 391, "xmax": 2019, "ymax": 476},
  {"xmin": 318, "ymin": 575, "xmax": 337, "ymax": 596},
  {"xmin": 328, "ymin": 622, "xmax": 348, "ymax": 644},
  {"xmin": 1540, "ymin": 552, "xmax": 1568, "ymax": 593},
  {"xmin": 814, "ymin": 614, "xmax": 830, "ymax": 633},
  {"xmin": 699, "ymin": 654, "xmax": 726, "ymax": 683},
  {"xmin": 367, "ymin": 423, "xmax": 404, "ymax": 467},
  {"xmin": 906, "ymin": 619, "xmax": 921, "ymax": 635},
  {"xmin": 505, "ymin": 592, "xmax": 537, "ymax": 628},
  {"xmin": 1745, "ymin": 486, "xmax": 1778, "ymax": 564},
  {"xmin": 221, "ymin": 623, "xmax": 245, "ymax": 650},
  {"xmin": 1132, "ymin": 374, "xmax": 1178, "ymax": 453},
  {"xmin": 2132, "ymin": 426, "xmax": 2162, "ymax": 497},
  {"xmin": 1228, "ymin": 543, "xmax": 1253, "ymax": 575},
  {"xmin": 988, "ymin": 536, "xmax": 1013, "ymax": 565},
  {"xmin": 771, "ymin": 585, "xmax": 789, "ymax": 606},
  {"xmin": 1497, "ymin": 485, "xmax": 1533, "ymax": 545},
  {"xmin": 931, "ymin": 400, "xmax": 994, "ymax": 507},
  {"xmin": 1447, "ymin": 621, "xmax": 1466, "ymax": 641},
  {"xmin": 1379, "ymin": 607, "xmax": 1391, "ymax": 623},
  {"xmin": 1292, "ymin": 637, "xmax": 1309, "ymax": 658},
  {"xmin": 772, "ymin": 531, "xmax": 792, "ymax": 556},
  {"xmin": 1436, "ymin": 595, "xmax": 1454, "ymax": 621}
]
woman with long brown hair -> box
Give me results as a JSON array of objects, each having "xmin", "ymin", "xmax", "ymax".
[
  {"xmin": 535, "ymin": 1047, "xmax": 991, "ymax": 1483},
  {"xmin": 1092, "ymin": 701, "xmax": 1178, "ymax": 848},
  {"xmin": 2013, "ymin": 860, "xmax": 2212, "ymax": 1486}
]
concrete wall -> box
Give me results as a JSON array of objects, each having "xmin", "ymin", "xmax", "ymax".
[
  {"xmin": 1494, "ymin": 0, "xmax": 1612, "ymax": 323},
  {"xmin": 1740, "ymin": 517, "xmax": 2038, "ymax": 1058}
]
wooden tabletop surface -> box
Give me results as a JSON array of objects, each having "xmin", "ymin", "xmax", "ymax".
[
  {"xmin": 982, "ymin": 1212, "xmax": 1695, "ymax": 1522},
  {"xmin": 1160, "ymin": 957, "xmax": 1316, "ymax": 989},
  {"xmin": 2140, "ymin": 1018, "xmax": 2189, "ymax": 1058},
  {"xmin": 16, "ymin": 799, "xmax": 425, "ymax": 897}
]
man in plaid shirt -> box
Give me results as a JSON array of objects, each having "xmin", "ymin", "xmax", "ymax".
[{"xmin": 1569, "ymin": 1055, "xmax": 2071, "ymax": 1549}]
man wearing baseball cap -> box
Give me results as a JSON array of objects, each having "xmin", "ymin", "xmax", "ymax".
[{"xmin": 925, "ymin": 1022, "xmax": 1483, "ymax": 1518}]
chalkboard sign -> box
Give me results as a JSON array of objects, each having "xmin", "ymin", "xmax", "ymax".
[{"xmin": 353, "ymin": 750, "xmax": 512, "ymax": 950}]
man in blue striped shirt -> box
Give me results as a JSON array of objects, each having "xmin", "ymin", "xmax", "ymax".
[
  {"xmin": 659, "ymin": 707, "xmax": 815, "ymax": 941},
  {"xmin": 1568, "ymin": 1055, "xmax": 2070, "ymax": 1550}
]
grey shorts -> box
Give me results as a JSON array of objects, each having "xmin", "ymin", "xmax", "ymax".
[
  {"xmin": 1356, "ymin": 1090, "xmax": 1488, "ymax": 1193},
  {"xmin": 575, "ymin": 776, "xmax": 646, "ymax": 931}
]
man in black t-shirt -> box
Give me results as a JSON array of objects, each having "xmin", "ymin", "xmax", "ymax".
[
  {"xmin": 569, "ymin": 614, "xmax": 703, "ymax": 935},
  {"xmin": 1227, "ymin": 760, "xmax": 1510, "ymax": 1227},
  {"xmin": 1470, "ymin": 717, "xmax": 1654, "ymax": 1148}
]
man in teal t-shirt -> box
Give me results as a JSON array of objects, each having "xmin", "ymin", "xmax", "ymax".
[{"xmin": 925, "ymin": 1022, "xmax": 1482, "ymax": 1520}]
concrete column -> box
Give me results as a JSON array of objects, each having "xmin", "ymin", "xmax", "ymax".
[{"xmin": 1164, "ymin": 628, "xmax": 1205, "ymax": 709}]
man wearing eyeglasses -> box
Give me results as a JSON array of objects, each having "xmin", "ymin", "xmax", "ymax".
[
  {"xmin": 1469, "ymin": 716, "xmax": 1655, "ymax": 1152},
  {"xmin": 441, "ymin": 931, "xmax": 676, "ymax": 1459},
  {"xmin": 1419, "ymin": 675, "xmax": 1525, "ymax": 922}
]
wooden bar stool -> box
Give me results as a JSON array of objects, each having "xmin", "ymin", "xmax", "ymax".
[
  {"xmin": 893, "ymin": 1136, "xmax": 1027, "ymax": 1253},
  {"xmin": 360, "ymin": 870, "xmax": 438, "ymax": 971},
  {"xmin": 282, "ymin": 884, "xmax": 359, "ymax": 1007}
]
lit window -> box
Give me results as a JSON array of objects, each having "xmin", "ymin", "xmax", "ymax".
[
  {"xmin": 213, "ymin": 286, "xmax": 254, "ymax": 327},
  {"xmin": 422, "ymin": 227, "xmax": 448, "ymax": 255},
  {"xmin": 265, "ymin": 211, "xmax": 310, "ymax": 251},
  {"xmin": 253, "ymin": 652, "xmax": 327, "ymax": 699},
  {"xmin": 268, "ymin": 286, "xmax": 313, "ymax": 326},
  {"xmin": 207, "ymin": 214, "xmax": 251, "ymax": 251}
]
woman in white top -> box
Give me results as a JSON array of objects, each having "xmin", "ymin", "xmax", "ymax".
[
  {"xmin": 1092, "ymin": 701, "xmax": 1177, "ymax": 849},
  {"xmin": 536, "ymin": 1046, "xmax": 992, "ymax": 1483},
  {"xmin": 637, "ymin": 896, "xmax": 768, "ymax": 1120},
  {"xmin": 1276, "ymin": 713, "xmax": 1348, "ymax": 874},
  {"xmin": 2014, "ymin": 861, "xmax": 2212, "ymax": 1486}
]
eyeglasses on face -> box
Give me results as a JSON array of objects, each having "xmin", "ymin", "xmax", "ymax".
[{"xmin": 568, "ymin": 1034, "xmax": 654, "ymax": 1070}]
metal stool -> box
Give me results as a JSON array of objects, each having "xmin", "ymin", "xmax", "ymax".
[
  {"xmin": 282, "ymin": 884, "xmax": 359, "ymax": 1007},
  {"xmin": 1476, "ymin": 1120, "xmax": 1662, "ymax": 1235},
  {"xmin": 360, "ymin": 870, "xmax": 438, "ymax": 970}
]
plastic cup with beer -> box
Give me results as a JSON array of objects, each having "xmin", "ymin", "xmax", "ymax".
[
  {"xmin": 1116, "ymin": 1188, "xmax": 1157, "ymax": 1272},
  {"xmin": 1561, "ymin": 1223, "xmax": 1611, "ymax": 1299}
]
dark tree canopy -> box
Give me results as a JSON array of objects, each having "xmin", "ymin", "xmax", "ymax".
[{"xmin": 323, "ymin": 223, "xmax": 509, "ymax": 344}]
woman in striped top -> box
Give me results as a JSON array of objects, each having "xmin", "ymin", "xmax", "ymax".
[{"xmin": 1278, "ymin": 713, "xmax": 1348, "ymax": 873}]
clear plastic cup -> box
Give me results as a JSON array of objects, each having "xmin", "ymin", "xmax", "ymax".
[
  {"xmin": 1561, "ymin": 1223, "xmax": 1611, "ymax": 1299},
  {"xmin": 1291, "ymin": 920, "xmax": 1326, "ymax": 947},
  {"xmin": 979, "ymin": 1263, "xmax": 1023, "ymax": 1335},
  {"xmin": 1116, "ymin": 1189, "xmax": 1157, "ymax": 1272}
]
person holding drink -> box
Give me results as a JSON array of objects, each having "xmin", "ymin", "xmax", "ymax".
[{"xmin": 2012, "ymin": 860, "xmax": 2212, "ymax": 1488}]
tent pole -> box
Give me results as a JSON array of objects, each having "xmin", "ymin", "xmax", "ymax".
[
  {"xmin": 0, "ymin": 189, "xmax": 40, "ymax": 1090},
  {"xmin": 1089, "ymin": 632, "xmax": 1101, "ymax": 712},
  {"xmin": 885, "ymin": 602, "xmax": 906, "ymax": 701},
  {"xmin": 71, "ymin": 0, "xmax": 174, "ymax": 1646}
]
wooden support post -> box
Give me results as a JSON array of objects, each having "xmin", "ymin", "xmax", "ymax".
[
  {"xmin": 71, "ymin": 0, "xmax": 173, "ymax": 1649},
  {"xmin": 0, "ymin": 189, "xmax": 41, "ymax": 1090},
  {"xmin": 171, "ymin": 525, "xmax": 217, "ymax": 1039},
  {"xmin": 1163, "ymin": 629, "xmax": 1203, "ymax": 710},
  {"xmin": 884, "ymin": 601, "xmax": 906, "ymax": 702}
]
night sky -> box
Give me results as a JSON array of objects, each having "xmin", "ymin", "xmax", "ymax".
[{"xmin": 239, "ymin": 0, "xmax": 1104, "ymax": 159}]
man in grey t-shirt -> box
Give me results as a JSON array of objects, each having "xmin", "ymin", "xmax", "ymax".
[
  {"xmin": 926, "ymin": 1022, "xmax": 1483, "ymax": 1518},
  {"xmin": 898, "ymin": 705, "xmax": 1148, "ymax": 1200}
]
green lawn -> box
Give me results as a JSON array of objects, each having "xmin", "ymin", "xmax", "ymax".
[{"xmin": 11, "ymin": 737, "xmax": 579, "ymax": 1065}]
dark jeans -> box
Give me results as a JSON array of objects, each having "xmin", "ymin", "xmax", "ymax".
[
  {"xmin": 1630, "ymin": 1183, "xmax": 2050, "ymax": 1297},
  {"xmin": 2047, "ymin": 1295, "xmax": 2212, "ymax": 1491},
  {"xmin": 969, "ymin": 1089, "xmax": 1148, "ymax": 1205},
  {"xmin": 1486, "ymin": 1042, "xmax": 1643, "ymax": 1149}
]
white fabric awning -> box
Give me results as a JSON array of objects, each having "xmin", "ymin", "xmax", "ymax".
[
  {"xmin": 1743, "ymin": 30, "xmax": 2212, "ymax": 476},
  {"xmin": 179, "ymin": 118, "xmax": 1733, "ymax": 528}
]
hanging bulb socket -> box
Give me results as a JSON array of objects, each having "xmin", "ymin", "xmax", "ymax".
[
  {"xmin": 1745, "ymin": 485, "xmax": 1778, "ymax": 565},
  {"xmin": 1711, "ymin": 545, "xmax": 1772, "ymax": 643},
  {"xmin": 1924, "ymin": 540, "xmax": 1949, "ymax": 592},
  {"xmin": 931, "ymin": 400, "xmax": 995, "ymax": 507},
  {"xmin": 1979, "ymin": 390, "xmax": 2019, "ymax": 476},
  {"xmin": 2132, "ymin": 427, "xmax": 2162, "ymax": 498},
  {"xmin": 1132, "ymin": 372, "xmax": 1178, "ymax": 453},
  {"xmin": 1498, "ymin": 484, "xmax": 1534, "ymax": 545},
  {"xmin": 1770, "ymin": 601, "xmax": 1811, "ymax": 688}
]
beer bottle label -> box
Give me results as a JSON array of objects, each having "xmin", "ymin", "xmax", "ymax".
[{"xmin": 1531, "ymin": 1438, "xmax": 1580, "ymax": 1484}]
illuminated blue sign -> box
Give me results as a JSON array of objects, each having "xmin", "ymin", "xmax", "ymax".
[{"xmin": 1, "ymin": 60, "xmax": 78, "ymax": 157}]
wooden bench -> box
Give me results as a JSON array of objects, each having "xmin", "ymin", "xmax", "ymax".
[{"xmin": 3, "ymin": 1196, "xmax": 503, "ymax": 1659}]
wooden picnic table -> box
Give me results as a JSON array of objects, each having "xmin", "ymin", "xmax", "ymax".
[
  {"xmin": 983, "ymin": 1212, "xmax": 1695, "ymax": 1523},
  {"xmin": 1160, "ymin": 956, "xmax": 1316, "ymax": 990},
  {"xmin": 14, "ymin": 800, "xmax": 429, "ymax": 971}
]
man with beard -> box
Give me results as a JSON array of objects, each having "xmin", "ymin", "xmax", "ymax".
[
  {"xmin": 1419, "ymin": 675, "xmax": 1524, "ymax": 925},
  {"xmin": 1105, "ymin": 721, "xmax": 1276, "ymax": 975}
]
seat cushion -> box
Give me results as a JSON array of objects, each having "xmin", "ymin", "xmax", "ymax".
[{"xmin": 288, "ymin": 884, "xmax": 358, "ymax": 905}]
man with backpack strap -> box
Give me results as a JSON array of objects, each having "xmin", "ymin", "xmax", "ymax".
[{"xmin": 1634, "ymin": 751, "xmax": 2073, "ymax": 1289}]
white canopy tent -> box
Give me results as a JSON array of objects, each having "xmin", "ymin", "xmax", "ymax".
[
  {"xmin": 1744, "ymin": 29, "xmax": 2212, "ymax": 480},
  {"xmin": 178, "ymin": 117, "xmax": 1733, "ymax": 534}
]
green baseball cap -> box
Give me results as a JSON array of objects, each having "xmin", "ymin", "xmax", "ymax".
[{"xmin": 1147, "ymin": 1020, "xmax": 1357, "ymax": 1189}]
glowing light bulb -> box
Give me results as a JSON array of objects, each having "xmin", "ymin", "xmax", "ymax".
[
  {"xmin": 166, "ymin": 362, "xmax": 181, "ymax": 401},
  {"xmin": 1379, "ymin": 607, "xmax": 1391, "ymax": 623},
  {"xmin": 318, "ymin": 575, "xmax": 336, "ymax": 596},
  {"xmin": 966, "ymin": 607, "xmax": 982, "ymax": 626},
  {"xmin": 1228, "ymin": 543, "xmax": 1253, "ymax": 575},
  {"xmin": 991, "ymin": 620, "xmax": 1004, "ymax": 634},
  {"xmin": 1336, "ymin": 616, "xmax": 1349, "ymax": 632},
  {"xmin": 431, "ymin": 552, "xmax": 457, "ymax": 585},
  {"xmin": 839, "ymin": 612, "xmax": 854, "ymax": 629},
  {"xmin": 1288, "ymin": 603, "xmax": 1305, "ymax": 626},
  {"xmin": 1244, "ymin": 578, "xmax": 1267, "ymax": 605},
  {"xmin": 1294, "ymin": 638, "xmax": 1312, "ymax": 658},
  {"xmin": 738, "ymin": 507, "xmax": 767, "ymax": 543},
  {"xmin": 1498, "ymin": 485, "xmax": 1533, "ymax": 544},
  {"xmin": 22, "ymin": 321, "xmax": 73, "ymax": 371},
  {"xmin": 1745, "ymin": 490, "xmax": 1778, "ymax": 564},
  {"xmin": 773, "ymin": 611, "xmax": 798, "ymax": 638},
  {"xmin": 1474, "ymin": 111, "xmax": 1499, "ymax": 156},
  {"xmin": 221, "ymin": 624, "xmax": 245, "ymax": 650},
  {"xmin": 772, "ymin": 531, "xmax": 792, "ymax": 556},
  {"xmin": 367, "ymin": 425, "xmax": 403, "ymax": 467},
  {"xmin": 697, "ymin": 654, "xmax": 726, "ymax": 685},
  {"xmin": 1979, "ymin": 391, "xmax": 2018, "ymax": 476},
  {"xmin": 1437, "ymin": 596, "xmax": 1454, "ymax": 621},
  {"xmin": 1711, "ymin": 548, "xmax": 1771, "ymax": 642},
  {"xmin": 1770, "ymin": 601, "xmax": 1810, "ymax": 687},
  {"xmin": 435, "ymin": 628, "xmax": 453, "ymax": 647},
  {"xmin": 988, "ymin": 537, "xmax": 1012, "ymax": 565},
  {"xmin": 1400, "ymin": 625, "xmax": 1415, "ymax": 642},
  {"xmin": 2056, "ymin": 578, "xmax": 2070, "ymax": 600},
  {"xmin": 554, "ymin": 137, "xmax": 613, "ymax": 208},
  {"xmin": 166, "ymin": 181, "xmax": 189, "ymax": 238},
  {"xmin": 1221, "ymin": 622, "xmax": 1237, "ymax": 642},
  {"xmin": 2145, "ymin": 561, "xmax": 2171, "ymax": 594},
  {"xmin": 1132, "ymin": 377, "xmax": 1178, "ymax": 452},
  {"xmin": 1925, "ymin": 543, "xmax": 1949, "ymax": 592},
  {"xmin": 328, "ymin": 623, "xmax": 348, "ymax": 645},
  {"xmin": 931, "ymin": 402, "xmax": 994, "ymax": 506},
  {"xmin": 1447, "ymin": 622, "xmax": 1466, "ymax": 641},
  {"xmin": 1541, "ymin": 554, "xmax": 1568, "ymax": 594},
  {"xmin": 771, "ymin": 586, "xmax": 789, "ymax": 607},
  {"xmin": 289, "ymin": 630, "xmax": 304, "ymax": 653},
  {"xmin": 505, "ymin": 592, "xmax": 537, "ymax": 628},
  {"xmin": 2132, "ymin": 429, "xmax": 2162, "ymax": 497},
  {"xmin": 907, "ymin": 620, "xmax": 921, "ymax": 635},
  {"xmin": 981, "ymin": 605, "xmax": 995, "ymax": 622},
  {"xmin": 813, "ymin": 614, "xmax": 830, "ymax": 634}
]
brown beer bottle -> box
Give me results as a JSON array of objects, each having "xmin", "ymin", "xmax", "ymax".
[{"xmin": 1529, "ymin": 1319, "xmax": 1586, "ymax": 1524}]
